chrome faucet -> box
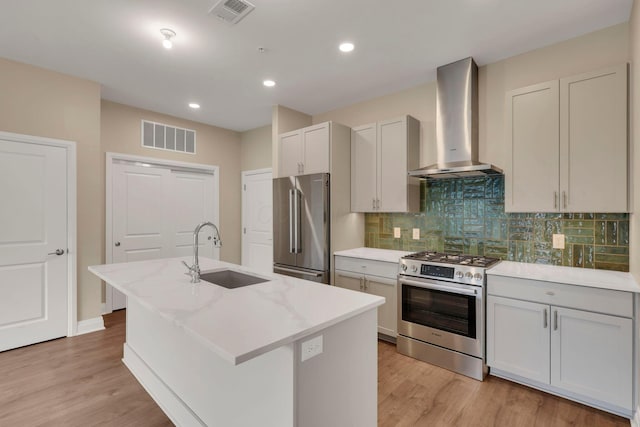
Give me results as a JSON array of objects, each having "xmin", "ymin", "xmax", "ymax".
[{"xmin": 182, "ymin": 221, "xmax": 222, "ymax": 283}]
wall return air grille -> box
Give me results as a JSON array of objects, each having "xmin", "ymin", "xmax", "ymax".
[{"xmin": 141, "ymin": 120, "xmax": 196, "ymax": 154}]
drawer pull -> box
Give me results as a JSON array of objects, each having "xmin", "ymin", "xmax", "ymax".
[{"xmin": 546, "ymin": 291, "xmax": 555, "ymax": 296}]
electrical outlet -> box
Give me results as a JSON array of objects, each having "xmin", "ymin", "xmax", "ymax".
[
  {"xmin": 412, "ymin": 228, "xmax": 420, "ymax": 240},
  {"xmin": 552, "ymin": 234, "xmax": 565, "ymax": 249},
  {"xmin": 393, "ymin": 227, "xmax": 401, "ymax": 238},
  {"xmin": 301, "ymin": 335, "xmax": 323, "ymax": 362}
]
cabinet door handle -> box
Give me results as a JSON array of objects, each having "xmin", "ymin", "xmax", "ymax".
[
  {"xmin": 543, "ymin": 308, "xmax": 548, "ymax": 328},
  {"xmin": 359, "ymin": 277, "xmax": 364, "ymax": 291},
  {"xmin": 372, "ymin": 198, "xmax": 376, "ymax": 210},
  {"xmin": 562, "ymin": 191, "xmax": 567, "ymax": 209},
  {"xmin": 300, "ymin": 163, "xmax": 304, "ymax": 174},
  {"xmin": 554, "ymin": 192, "xmax": 558, "ymax": 209},
  {"xmin": 363, "ymin": 278, "xmax": 368, "ymax": 291},
  {"xmin": 554, "ymin": 310, "xmax": 558, "ymax": 331},
  {"xmin": 376, "ymin": 198, "xmax": 380, "ymax": 209}
]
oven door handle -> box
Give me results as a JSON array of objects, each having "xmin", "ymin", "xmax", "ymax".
[{"xmin": 399, "ymin": 278, "xmax": 478, "ymax": 296}]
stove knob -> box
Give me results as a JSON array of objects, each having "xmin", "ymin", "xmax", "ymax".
[
  {"xmin": 474, "ymin": 273, "xmax": 483, "ymax": 281},
  {"xmin": 455, "ymin": 271, "xmax": 464, "ymax": 279},
  {"xmin": 401, "ymin": 264, "xmax": 407, "ymax": 271},
  {"xmin": 465, "ymin": 272, "xmax": 473, "ymax": 279},
  {"xmin": 411, "ymin": 265, "xmax": 418, "ymax": 273}
]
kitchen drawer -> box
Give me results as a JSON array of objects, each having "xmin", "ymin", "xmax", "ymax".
[
  {"xmin": 488, "ymin": 275, "xmax": 632, "ymax": 318},
  {"xmin": 334, "ymin": 256, "xmax": 398, "ymax": 280}
]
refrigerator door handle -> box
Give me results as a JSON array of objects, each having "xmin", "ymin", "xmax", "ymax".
[
  {"xmin": 274, "ymin": 266, "xmax": 323, "ymax": 277},
  {"xmin": 288, "ymin": 189, "xmax": 294, "ymax": 253},
  {"xmin": 293, "ymin": 189, "xmax": 301, "ymax": 253}
]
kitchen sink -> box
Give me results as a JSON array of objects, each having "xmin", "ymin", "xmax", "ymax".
[{"xmin": 199, "ymin": 269, "xmax": 268, "ymax": 289}]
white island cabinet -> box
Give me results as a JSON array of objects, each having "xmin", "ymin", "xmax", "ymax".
[
  {"xmin": 89, "ymin": 257, "xmax": 383, "ymax": 427},
  {"xmin": 487, "ymin": 261, "xmax": 639, "ymax": 418}
]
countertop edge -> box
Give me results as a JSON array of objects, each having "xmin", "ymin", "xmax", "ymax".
[
  {"xmin": 487, "ymin": 261, "xmax": 640, "ymax": 293},
  {"xmin": 334, "ymin": 247, "xmax": 412, "ymax": 264}
]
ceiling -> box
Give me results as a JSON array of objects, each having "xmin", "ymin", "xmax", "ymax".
[{"xmin": 0, "ymin": 0, "xmax": 632, "ymax": 132}]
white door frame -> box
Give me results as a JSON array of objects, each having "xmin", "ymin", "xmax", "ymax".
[
  {"xmin": 0, "ymin": 131, "xmax": 77, "ymax": 336},
  {"xmin": 241, "ymin": 168, "xmax": 272, "ymax": 267},
  {"xmin": 105, "ymin": 152, "xmax": 219, "ymax": 313}
]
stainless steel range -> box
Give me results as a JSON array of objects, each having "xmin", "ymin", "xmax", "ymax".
[{"xmin": 397, "ymin": 251, "xmax": 500, "ymax": 380}]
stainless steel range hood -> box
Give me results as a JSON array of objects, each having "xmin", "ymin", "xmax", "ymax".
[{"xmin": 409, "ymin": 57, "xmax": 502, "ymax": 179}]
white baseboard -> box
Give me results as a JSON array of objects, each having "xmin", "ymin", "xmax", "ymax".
[
  {"xmin": 101, "ymin": 302, "xmax": 111, "ymax": 315},
  {"xmin": 631, "ymin": 407, "xmax": 640, "ymax": 427},
  {"xmin": 75, "ymin": 316, "xmax": 105, "ymax": 336}
]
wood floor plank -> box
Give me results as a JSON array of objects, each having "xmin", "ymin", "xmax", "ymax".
[
  {"xmin": 377, "ymin": 341, "xmax": 629, "ymax": 427},
  {"xmin": 0, "ymin": 312, "xmax": 630, "ymax": 426}
]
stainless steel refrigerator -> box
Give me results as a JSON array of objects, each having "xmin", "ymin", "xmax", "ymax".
[{"xmin": 273, "ymin": 173, "xmax": 329, "ymax": 284}]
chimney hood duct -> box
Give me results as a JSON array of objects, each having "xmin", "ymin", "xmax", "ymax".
[{"xmin": 409, "ymin": 57, "xmax": 502, "ymax": 179}]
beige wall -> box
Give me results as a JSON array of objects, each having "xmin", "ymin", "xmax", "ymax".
[
  {"xmin": 240, "ymin": 124, "xmax": 272, "ymax": 171},
  {"xmin": 101, "ymin": 101, "xmax": 242, "ymax": 265},
  {"xmin": 0, "ymin": 58, "xmax": 103, "ymax": 321},
  {"xmin": 630, "ymin": 3, "xmax": 640, "ymax": 280}
]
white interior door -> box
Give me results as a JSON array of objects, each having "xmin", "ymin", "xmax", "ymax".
[
  {"xmin": 170, "ymin": 171, "xmax": 219, "ymax": 259},
  {"xmin": 0, "ymin": 139, "xmax": 68, "ymax": 351},
  {"xmin": 111, "ymin": 163, "xmax": 171, "ymax": 310},
  {"xmin": 242, "ymin": 169, "xmax": 273, "ymax": 273}
]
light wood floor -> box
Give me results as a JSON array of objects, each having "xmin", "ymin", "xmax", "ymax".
[{"xmin": 0, "ymin": 311, "xmax": 630, "ymax": 427}]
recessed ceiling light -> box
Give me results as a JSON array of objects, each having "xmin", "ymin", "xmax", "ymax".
[
  {"xmin": 160, "ymin": 28, "xmax": 176, "ymax": 49},
  {"xmin": 263, "ymin": 80, "xmax": 276, "ymax": 87},
  {"xmin": 188, "ymin": 103, "xmax": 200, "ymax": 109},
  {"xmin": 339, "ymin": 42, "xmax": 354, "ymax": 53}
]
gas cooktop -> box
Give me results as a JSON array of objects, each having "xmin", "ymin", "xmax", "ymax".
[{"xmin": 402, "ymin": 251, "xmax": 501, "ymax": 268}]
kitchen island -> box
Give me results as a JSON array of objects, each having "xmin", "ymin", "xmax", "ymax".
[{"xmin": 89, "ymin": 257, "xmax": 383, "ymax": 427}]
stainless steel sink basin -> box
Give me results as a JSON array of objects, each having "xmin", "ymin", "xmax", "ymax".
[{"xmin": 199, "ymin": 269, "xmax": 268, "ymax": 289}]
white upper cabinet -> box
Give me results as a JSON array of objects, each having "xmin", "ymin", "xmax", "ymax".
[
  {"xmin": 351, "ymin": 115, "xmax": 420, "ymax": 212},
  {"xmin": 506, "ymin": 81, "xmax": 560, "ymax": 212},
  {"xmin": 505, "ymin": 64, "xmax": 628, "ymax": 212},
  {"xmin": 560, "ymin": 66, "xmax": 628, "ymax": 212},
  {"xmin": 277, "ymin": 122, "xmax": 330, "ymax": 177},
  {"xmin": 351, "ymin": 123, "xmax": 377, "ymax": 211}
]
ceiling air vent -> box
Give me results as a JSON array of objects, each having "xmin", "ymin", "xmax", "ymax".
[{"xmin": 209, "ymin": 0, "xmax": 255, "ymax": 24}]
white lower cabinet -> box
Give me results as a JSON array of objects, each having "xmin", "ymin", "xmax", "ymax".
[
  {"xmin": 487, "ymin": 296, "xmax": 550, "ymax": 384},
  {"xmin": 551, "ymin": 307, "xmax": 632, "ymax": 409},
  {"xmin": 487, "ymin": 277, "xmax": 633, "ymax": 417},
  {"xmin": 334, "ymin": 256, "xmax": 398, "ymax": 338}
]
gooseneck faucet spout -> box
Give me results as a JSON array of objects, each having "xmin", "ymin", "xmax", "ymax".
[{"xmin": 182, "ymin": 221, "xmax": 222, "ymax": 283}]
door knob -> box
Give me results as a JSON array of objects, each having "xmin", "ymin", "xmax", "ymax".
[
  {"xmin": 48, "ymin": 249, "xmax": 64, "ymax": 256},
  {"xmin": 115, "ymin": 242, "xmax": 121, "ymax": 247}
]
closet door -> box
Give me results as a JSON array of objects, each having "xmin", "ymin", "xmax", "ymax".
[
  {"xmin": 110, "ymin": 163, "xmax": 218, "ymax": 311},
  {"xmin": 111, "ymin": 163, "xmax": 172, "ymax": 310},
  {"xmin": 112, "ymin": 163, "xmax": 172, "ymax": 264},
  {"xmin": 169, "ymin": 171, "xmax": 218, "ymax": 259}
]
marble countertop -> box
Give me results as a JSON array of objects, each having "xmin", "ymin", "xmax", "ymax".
[
  {"xmin": 89, "ymin": 257, "xmax": 384, "ymax": 365},
  {"xmin": 334, "ymin": 247, "xmax": 413, "ymax": 263},
  {"xmin": 488, "ymin": 261, "xmax": 640, "ymax": 293}
]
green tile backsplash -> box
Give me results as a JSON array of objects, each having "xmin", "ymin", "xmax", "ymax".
[{"xmin": 365, "ymin": 176, "xmax": 629, "ymax": 272}]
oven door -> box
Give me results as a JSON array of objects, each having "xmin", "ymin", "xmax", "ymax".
[{"xmin": 397, "ymin": 276, "xmax": 484, "ymax": 358}]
